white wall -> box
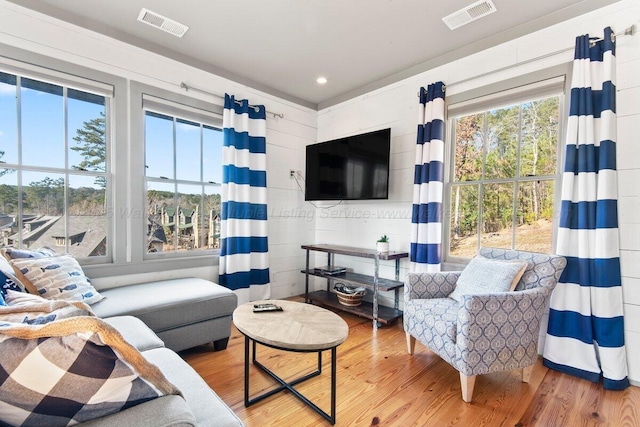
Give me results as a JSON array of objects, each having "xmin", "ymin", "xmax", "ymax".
[
  {"xmin": 0, "ymin": 1, "xmax": 317, "ymax": 299},
  {"xmin": 316, "ymin": 0, "xmax": 640, "ymax": 383}
]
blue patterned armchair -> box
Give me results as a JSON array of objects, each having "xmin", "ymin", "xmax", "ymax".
[{"xmin": 404, "ymin": 247, "xmax": 566, "ymax": 402}]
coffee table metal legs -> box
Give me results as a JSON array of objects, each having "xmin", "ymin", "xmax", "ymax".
[{"xmin": 243, "ymin": 336, "xmax": 338, "ymax": 424}]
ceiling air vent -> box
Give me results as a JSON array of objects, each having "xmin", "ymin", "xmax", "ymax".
[
  {"xmin": 442, "ymin": 0, "xmax": 497, "ymax": 30},
  {"xmin": 137, "ymin": 8, "xmax": 189, "ymax": 38}
]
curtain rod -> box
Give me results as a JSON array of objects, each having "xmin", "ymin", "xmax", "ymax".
[
  {"xmin": 180, "ymin": 82, "xmax": 284, "ymax": 119},
  {"xmin": 417, "ymin": 25, "xmax": 636, "ymax": 96}
]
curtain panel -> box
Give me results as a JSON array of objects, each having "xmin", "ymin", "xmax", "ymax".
[
  {"xmin": 219, "ymin": 94, "xmax": 271, "ymax": 305},
  {"xmin": 543, "ymin": 27, "xmax": 629, "ymax": 390},
  {"xmin": 410, "ymin": 82, "xmax": 446, "ymax": 273}
]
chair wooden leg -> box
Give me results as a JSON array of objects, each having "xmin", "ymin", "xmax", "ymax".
[
  {"xmin": 460, "ymin": 373, "xmax": 476, "ymax": 403},
  {"xmin": 522, "ymin": 365, "xmax": 533, "ymax": 383},
  {"xmin": 406, "ymin": 333, "xmax": 416, "ymax": 355}
]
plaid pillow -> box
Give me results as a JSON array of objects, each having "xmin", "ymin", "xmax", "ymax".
[
  {"xmin": 0, "ymin": 317, "xmax": 181, "ymax": 426},
  {"xmin": 10, "ymin": 255, "xmax": 104, "ymax": 305}
]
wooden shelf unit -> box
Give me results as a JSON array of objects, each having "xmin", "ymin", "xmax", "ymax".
[{"xmin": 301, "ymin": 244, "xmax": 408, "ymax": 327}]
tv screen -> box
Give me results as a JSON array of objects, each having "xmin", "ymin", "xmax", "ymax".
[{"xmin": 305, "ymin": 128, "xmax": 390, "ymax": 201}]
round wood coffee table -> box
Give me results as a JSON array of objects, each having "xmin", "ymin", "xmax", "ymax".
[{"xmin": 233, "ymin": 300, "xmax": 349, "ymax": 425}]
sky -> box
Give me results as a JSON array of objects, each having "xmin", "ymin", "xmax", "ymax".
[{"xmin": 0, "ymin": 75, "xmax": 223, "ymax": 197}]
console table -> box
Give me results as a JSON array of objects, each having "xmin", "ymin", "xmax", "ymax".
[{"xmin": 301, "ymin": 244, "xmax": 408, "ymax": 328}]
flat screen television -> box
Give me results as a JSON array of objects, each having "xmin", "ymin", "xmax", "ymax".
[{"xmin": 305, "ymin": 128, "xmax": 391, "ymax": 201}]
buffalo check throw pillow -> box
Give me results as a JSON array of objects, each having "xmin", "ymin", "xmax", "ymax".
[{"xmin": 0, "ymin": 317, "xmax": 181, "ymax": 426}]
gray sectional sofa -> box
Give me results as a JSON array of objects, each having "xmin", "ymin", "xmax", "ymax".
[
  {"xmin": 91, "ymin": 277, "xmax": 238, "ymax": 352},
  {"xmin": 88, "ymin": 277, "xmax": 244, "ymax": 426},
  {"xmin": 87, "ymin": 315, "xmax": 244, "ymax": 426}
]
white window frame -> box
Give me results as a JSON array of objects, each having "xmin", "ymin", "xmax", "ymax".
[
  {"xmin": 130, "ymin": 82, "xmax": 224, "ymax": 264},
  {"xmin": 0, "ymin": 58, "xmax": 115, "ymax": 265},
  {"xmin": 443, "ymin": 66, "xmax": 570, "ymax": 265}
]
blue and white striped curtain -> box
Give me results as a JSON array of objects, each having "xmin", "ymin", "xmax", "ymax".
[
  {"xmin": 410, "ymin": 82, "xmax": 445, "ymax": 273},
  {"xmin": 219, "ymin": 94, "xmax": 270, "ymax": 305},
  {"xmin": 543, "ymin": 27, "xmax": 629, "ymax": 390}
]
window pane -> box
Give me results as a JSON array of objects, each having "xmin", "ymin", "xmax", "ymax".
[
  {"xmin": 145, "ymin": 112, "xmax": 174, "ymax": 179},
  {"xmin": 453, "ymin": 113, "xmax": 484, "ymax": 182},
  {"xmin": 0, "ymin": 169, "xmax": 18, "ymax": 250},
  {"xmin": 147, "ymin": 181, "xmax": 175, "ymax": 253},
  {"xmin": 482, "ymin": 183, "xmax": 514, "ymax": 249},
  {"xmin": 69, "ymin": 90, "xmax": 106, "ymax": 176},
  {"xmin": 485, "ymin": 105, "xmax": 519, "ymax": 179},
  {"xmin": 67, "ymin": 174, "xmax": 107, "ymax": 258},
  {"xmin": 0, "ymin": 73, "xmax": 18, "ymax": 165},
  {"xmin": 520, "ymin": 97, "xmax": 559, "ymax": 177},
  {"xmin": 175, "ymin": 118, "xmax": 201, "ymax": 182},
  {"xmin": 203, "ymin": 126, "xmax": 223, "ymax": 184},
  {"xmin": 516, "ymin": 180, "xmax": 554, "ymax": 252},
  {"xmin": 177, "ymin": 184, "xmax": 202, "ymax": 251},
  {"xmin": 204, "ymin": 185, "xmax": 222, "ymax": 249},
  {"xmin": 21, "ymin": 78, "xmax": 64, "ymax": 168},
  {"xmin": 449, "ymin": 184, "xmax": 479, "ymax": 258},
  {"xmin": 21, "ymin": 171, "xmax": 65, "ymax": 249}
]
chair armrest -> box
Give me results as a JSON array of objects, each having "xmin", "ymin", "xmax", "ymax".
[
  {"xmin": 404, "ymin": 271, "xmax": 461, "ymax": 301},
  {"xmin": 457, "ymin": 287, "xmax": 551, "ymax": 353}
]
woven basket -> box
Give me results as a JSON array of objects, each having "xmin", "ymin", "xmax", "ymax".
[{"xmin": 334, "ymin": 288, "xmax": 366, "ymax": 307}]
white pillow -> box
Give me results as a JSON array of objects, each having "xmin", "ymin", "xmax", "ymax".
[
  {"xmin": 449, "ymin": 255, "xmax": 528, "ymax": 302},
  {"xmin": 10, "ymin": 254, "xmax": 104, "ymax": 305}
]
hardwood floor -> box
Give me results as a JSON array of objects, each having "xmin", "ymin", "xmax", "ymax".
[{"xmin": 181, "ymin": 302, "xmax": 640, "ymax": 426}]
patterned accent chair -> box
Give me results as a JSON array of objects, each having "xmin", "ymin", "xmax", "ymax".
[{"xmin": 404, "ymin": 247, "xmax": 566, "ymax": 402}]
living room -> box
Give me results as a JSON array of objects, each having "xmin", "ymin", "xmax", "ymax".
[{"xmin": 0, "ymin": 0, "xmax": 639, "ymax": 425}]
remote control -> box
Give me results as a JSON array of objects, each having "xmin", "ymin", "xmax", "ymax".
[{"xmin": 253, "ymin": 305, "xmax": 283, "ymax": 312}]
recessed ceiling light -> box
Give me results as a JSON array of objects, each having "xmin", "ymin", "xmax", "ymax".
[{"xmin": 316, "ymin": 77, "xmax": 328, "ymax": 85}]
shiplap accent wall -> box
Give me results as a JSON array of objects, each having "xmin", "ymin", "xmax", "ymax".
[
  {"xmin": 315, "ymin": 0, "xmax": 640, "ymax": 383},
  {"xmin": 0, "ymin": 1, "xmax": 316, "ymax": 300}
]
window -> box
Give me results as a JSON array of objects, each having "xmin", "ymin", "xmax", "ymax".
[
  {"xmin": 0, "ymin": 69, "xmax": 111, "ymax": 260},
  {"xmin": 446, "ymin": 77, "xmax": 564, "ymax": 259},
  {"xmin": 143, "ymin": 95, "xmax": 223, "ymax": 255}
]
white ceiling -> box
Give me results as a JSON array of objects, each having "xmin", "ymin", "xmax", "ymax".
[{"xmin": 8, "ymin": 0, "xmax": 620, "ymax": 109}]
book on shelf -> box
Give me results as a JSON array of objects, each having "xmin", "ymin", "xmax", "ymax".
[{"xmin": 313, "ymin": 265, "xmax": 347, "ymax": 276}]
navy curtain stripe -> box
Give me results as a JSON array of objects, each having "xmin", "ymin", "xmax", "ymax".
[
  {"xmin": 411, "ymin": 202, "xmax": 443, "ymax": 224},
  {"xmin": 410, "ymin": 81, "xmax": 446, "ymax": 273},
  {"xmin": 560, "ymin": 256, "xmax": 621, "ymax": 287},
  {"xmin": 219, "ymin": 93, "xmax": 271, "ymax": 302},
  {"xmin": 410, "ymin": 243, "xmax": 442, "ymax": 265},
  {"xmin": 220, "ymin": 237, "xmax": 269, "ymax": 256},
  {"xmin": 544, "ymin": 27, "xmax": 628, "ymax": 390},
  {"xmin": 547, "ymin": 309, "xmax": 625, "ymax": 347},
  {"xmin": 224, "ymin": 96, "xmax": 266, "ymax": 119},
  {"xmin": 221, "ymin": 201, "xmax": 268, "ymax": 221},
  {"xmin": 543, "ymin": 359, "xmax": 602, "ymax": 384},
  {"xmin": 559, "ymin": 200, "xmax": 618, "ymax": 229},
  {"xmin": 569, "ymin": 83, "xmax": 616, "ymax": 117},
  {"xmin": 219, "ymin": 269, "xmax": 270, "ymax": 290},
  {"xmin": 564, "ymin": 141, "xmax": 617, "ymax": 173},
  {"xmin": 413, "ymin": 161, "xmax": 444, "ymax": 184},
  {"xmin": 222, "ymin": 165, "xmax": 267, "ymax": 187},
  {"xmin": 222, "ymin": 129, "xmax": 266, "ymax": 152}
]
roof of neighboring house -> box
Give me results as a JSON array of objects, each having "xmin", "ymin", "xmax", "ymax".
[
  {"xmin": 8, "ymin": 215, "xmax": 60, "ymax": 243},
  {"xmin": 29, "ymin": 215, "xmax": 106, "ymax": 258}
]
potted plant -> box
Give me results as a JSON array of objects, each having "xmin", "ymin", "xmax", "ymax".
[{"xmin": 376, "ymin": 235, "xmax": 389, "ymax": 253}]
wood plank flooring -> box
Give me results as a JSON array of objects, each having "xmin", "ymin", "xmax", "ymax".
[{"xmin": 181, "ymin": 301, "xmax": 640, "ymax": 426}]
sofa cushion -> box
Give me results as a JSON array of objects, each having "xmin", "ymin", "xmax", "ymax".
[
  {"xmin": 449, "ymin": 255, "xmax": 527, "ymax": 302},
  {"xmin": 143, "ymin": 347, "xmax": 244, "ymax": 427},
  {"xmin": 9, "ymin": 254, "xmax": 104, "ymax": 305},
  {"xmin": 102, "ymin": 316, "xmax": 165, "ymax": 352},
  {"xmin": 0, "ymin": 317, "xmax": 181, "ymax": 426},
  {"xmin": 91, "ymin": 278, "xmax": 237, "ymax": 333}
]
